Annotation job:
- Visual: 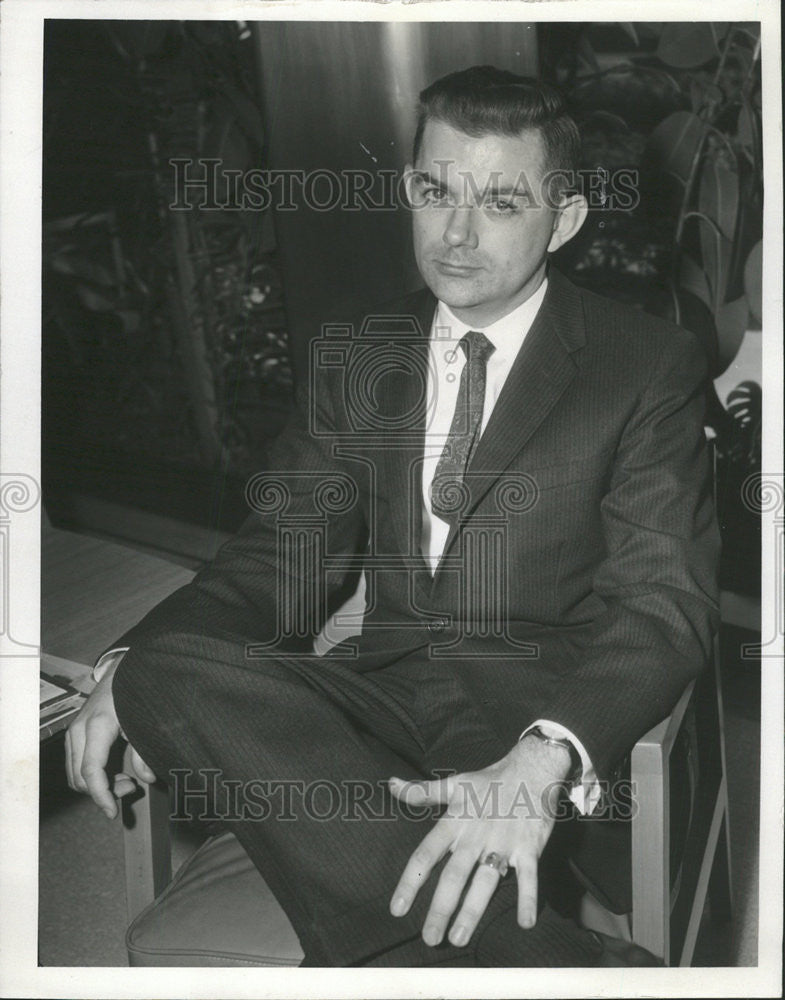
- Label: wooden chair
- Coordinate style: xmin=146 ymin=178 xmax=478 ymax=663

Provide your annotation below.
xmin=569 ymin=636 xmax=732 ymax=966
xmin=120 ymin=601 xmax=732 ymax=967
xmin=629 ymin=638 xmax=732 ymax=964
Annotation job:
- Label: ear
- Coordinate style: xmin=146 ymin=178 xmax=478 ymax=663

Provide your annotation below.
xmin=547 ymin=194 xmax=588 ymax=253
xmin=402 ymin=163 xmax=416 ymax=208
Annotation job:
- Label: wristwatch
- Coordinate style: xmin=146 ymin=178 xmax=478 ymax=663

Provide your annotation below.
xmin=524 ymin=726 xmax=583 ymax=787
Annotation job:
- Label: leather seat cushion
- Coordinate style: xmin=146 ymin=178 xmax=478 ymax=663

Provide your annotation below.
xmin=126 ymin=832 xmax=304 ymax=967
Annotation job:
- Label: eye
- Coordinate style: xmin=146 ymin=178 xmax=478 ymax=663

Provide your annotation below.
xmin=486 ymin=198 xmax=520 ymax=215
xmin=408 ymin=173 xmax=452 ymax=207
xmin=421 ymin=185 xmax=450 ymax=205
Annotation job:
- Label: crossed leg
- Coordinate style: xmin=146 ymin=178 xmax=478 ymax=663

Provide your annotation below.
xmin=112 ymin=632 xmax=601 ymax=967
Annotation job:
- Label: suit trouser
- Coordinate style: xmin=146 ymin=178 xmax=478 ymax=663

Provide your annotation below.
xmin=112 ymin=632 xmax=602 ymax=967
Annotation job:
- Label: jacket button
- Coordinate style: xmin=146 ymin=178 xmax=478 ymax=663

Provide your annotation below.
xmin=428 ymin=618 xmax=448 ymax=634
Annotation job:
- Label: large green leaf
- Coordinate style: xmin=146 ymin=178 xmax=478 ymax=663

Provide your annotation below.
xmin=736 ymin=103 xmax=755 ymax=149
xmin=715 ymin=295 xmax=750 ymax=373
xmin=682 ymin=210 xmax=728 ymax=314
xmin=219 ymin=81 xmax=266 ymax=151
xmin=724 ymin=380 xmax=762 ymax=466
xmin=656 ymin=22 xmax=727 ymax=68
xmin=731 ymin=45 xmax=754 ymax=80
xmin=576 ymin=34 xmax=600 ymax=77
xmin=114 ymin=310 xmax=141 ymax=335
xmin=49 ymin=253 xmax=117 ymax=287
xmin=707 ymin=233 xmax=734 ymax=315
xmin=107 ymin=22 xmax=170 ymax=59
xmin=76 ymin=284 xmax=116 ymax=312
xmin=645 ymin=111 xmax=708 ymax=185
xmin=699 ymin=156 xmax=739 ymax=241
xmin=689 ymin=79 xmax=723 ymax=114
xmin=743 ymin=240 xmax=762 ymax=326
xmin=724 ymin=156 xmax=763 ymax=300
xmin=658 ymin=285 xmax=719 ymax=376
xmin=636 ymin=23 xmax=664 ymax=41
xmin=732 ymin=22 xmax=762 ymax=43
xmin=697 ymin=157 xmax=739 ymax=310
xmin=679 ymin=252 xmax=713 ymax=311
xmin=726 ymin=380 xmax=761 ymax=429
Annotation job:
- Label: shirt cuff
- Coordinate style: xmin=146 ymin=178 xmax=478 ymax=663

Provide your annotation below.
xmin=520 ymin=718 xmax=600 ymax=815
xmin=93 ymin=647 xmax=128 ymax=683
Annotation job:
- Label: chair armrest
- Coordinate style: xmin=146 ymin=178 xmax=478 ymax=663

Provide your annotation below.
xmin=121 ymin=743 xmax=172 ymax=922
xmin=632 ymin=680 xmax=696 ymax=769
xmin=629 ymin=679 xmax=696 ymax=962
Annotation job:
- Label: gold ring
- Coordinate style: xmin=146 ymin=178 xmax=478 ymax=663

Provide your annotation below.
xmin=480 ymin=851 xmax=509 ymax=877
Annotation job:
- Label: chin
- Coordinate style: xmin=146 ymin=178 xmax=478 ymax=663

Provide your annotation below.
xmin=422 ymin=270 xmax=483 ymax=309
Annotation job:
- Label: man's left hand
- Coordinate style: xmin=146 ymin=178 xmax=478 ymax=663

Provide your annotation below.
xmin=388 ymin=736 xmax=572 ymax=948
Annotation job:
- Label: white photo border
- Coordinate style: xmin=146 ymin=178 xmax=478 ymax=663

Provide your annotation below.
xmin=1 ymin=1 xmax=781 ymax=997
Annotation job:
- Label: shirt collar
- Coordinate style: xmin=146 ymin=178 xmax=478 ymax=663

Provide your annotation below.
xmin=433 ymin=277 xmax=548 ymax=363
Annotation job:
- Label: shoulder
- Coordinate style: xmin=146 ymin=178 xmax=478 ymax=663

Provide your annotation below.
xmin=348 ymin=287 xmax=437 ymax=339
xmin=551 ymin=268 xmax=708 ymax=373
xmin=319 ymin=288 xmax=435 ymax=335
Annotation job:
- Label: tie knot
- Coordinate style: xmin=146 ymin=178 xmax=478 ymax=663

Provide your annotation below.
xmin=460 ymin=330 xmax=495 ymax=366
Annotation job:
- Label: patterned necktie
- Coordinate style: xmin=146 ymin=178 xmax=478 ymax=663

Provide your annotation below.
xmin=430 ymin=330 xmax=495 ymax=521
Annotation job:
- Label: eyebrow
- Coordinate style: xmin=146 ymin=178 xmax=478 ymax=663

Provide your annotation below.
xmin=411 ymin=170 xmax=449 ymax=190
xmin=412 ymin=170 xmax=530 ymax=198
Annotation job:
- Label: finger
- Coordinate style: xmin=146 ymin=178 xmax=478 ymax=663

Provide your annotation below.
xmin=448 ymin=857 xmax=501 ymax=947
xmin=390 ymin=824 xmax=452 ymax=918
xmin=64 ymin=727 xmax=74 ymax=789
xmin=389 ymin=773 xmax=455 ymax=807
xmin=81 ymin=718 xmax=117 ymax=819
xmin=66 ymin=721 xmax=87 ymax=793
xmin=113 ymin=773 xmax=137 ymax=799
xmin=130 ymin=748 xmax=157 ymax=784
xmin=422 ymin=847 xmax=477 ymax=946
xmin=515 ymin=852 xmax=539 ymax=929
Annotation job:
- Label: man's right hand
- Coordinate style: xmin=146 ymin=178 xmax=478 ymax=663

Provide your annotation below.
xmin=65 ymin=661 xmax=156 ymax=819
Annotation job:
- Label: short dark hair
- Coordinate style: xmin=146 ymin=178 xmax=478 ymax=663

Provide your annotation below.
xmin=412 ymin=66 xmax=580 ymax=179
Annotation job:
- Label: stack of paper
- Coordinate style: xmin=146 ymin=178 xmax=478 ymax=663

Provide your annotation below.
xmin=40 ymin=672 xmax=84 ymax=737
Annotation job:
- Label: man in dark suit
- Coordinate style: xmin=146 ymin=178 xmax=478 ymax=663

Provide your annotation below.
xmin=66 ymin=67 xmax=719 ymax=967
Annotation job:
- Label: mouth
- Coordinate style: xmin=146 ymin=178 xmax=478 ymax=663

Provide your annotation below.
xmin=433 ymin=260 xmax=481 ymax=276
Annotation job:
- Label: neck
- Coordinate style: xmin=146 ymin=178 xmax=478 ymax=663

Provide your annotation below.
xmin=448 ymin=265 xmax=547 ymax=328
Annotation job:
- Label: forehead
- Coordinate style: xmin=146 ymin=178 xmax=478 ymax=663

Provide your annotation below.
xmin=415 ymin=120 xmax=547 ymax=181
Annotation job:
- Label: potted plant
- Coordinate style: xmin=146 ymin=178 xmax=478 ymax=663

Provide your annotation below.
xmin=543 ymin=21 xmax=763 ymax=594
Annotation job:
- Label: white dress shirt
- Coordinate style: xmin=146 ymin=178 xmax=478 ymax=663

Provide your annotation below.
xmin=420 ymin=281 xmax=548 ymax=573
xmin=420 ymin=279 xmax=599 ymax=814
xmin=97 ymin=276 xmax=599 ymax=813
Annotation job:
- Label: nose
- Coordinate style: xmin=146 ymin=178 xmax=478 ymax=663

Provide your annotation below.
xmin=442 ymin=205 xmax=478 ymax=249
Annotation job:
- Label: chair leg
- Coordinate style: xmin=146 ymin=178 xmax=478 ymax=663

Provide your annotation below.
xmin=708 ymin=801 xmax=733 ymax=924
xmin=709 ymin=639 xmax=733 ymax=926
xmin=121 ymin=744 xmax=172 ymax=923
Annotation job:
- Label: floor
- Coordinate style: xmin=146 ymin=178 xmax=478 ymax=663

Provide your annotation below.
xmin=38 ymin=624 xmax=761 ymax=968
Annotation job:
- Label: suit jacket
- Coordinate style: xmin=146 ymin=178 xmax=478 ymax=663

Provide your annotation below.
xmin=118 ymin=267 xmax=720 ymax=781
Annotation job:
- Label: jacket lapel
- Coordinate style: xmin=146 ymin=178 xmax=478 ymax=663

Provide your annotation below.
xmin=374 ymin=290 xmax=436 ymax=569
xmin=437 ymin=268 xmax=587 ymax=565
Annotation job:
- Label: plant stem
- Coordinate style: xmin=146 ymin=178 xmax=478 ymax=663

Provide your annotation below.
xmin=671 ymin=24 xmax=739 ymax=307
xmin=711 ymin=25 xmax=735 ymax=87
xmin=743 ymin=35 xmax=762 ymax=93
